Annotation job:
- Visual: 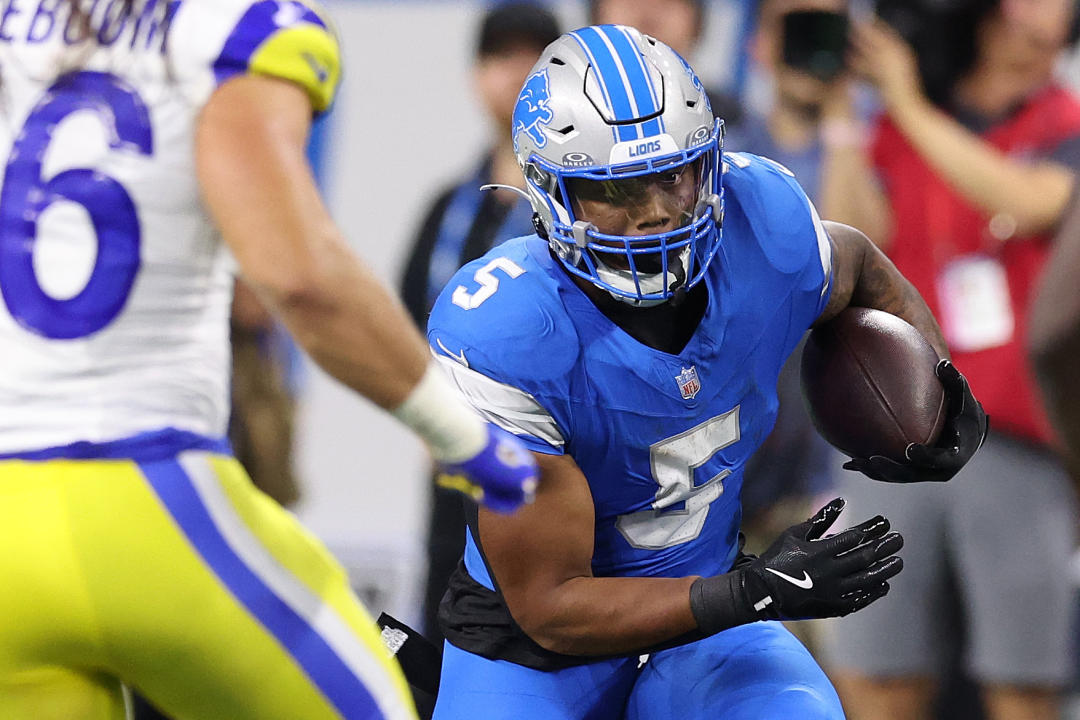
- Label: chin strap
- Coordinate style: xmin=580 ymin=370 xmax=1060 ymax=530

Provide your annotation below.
xmin=593 ymin=246 xmax=691 ymax=307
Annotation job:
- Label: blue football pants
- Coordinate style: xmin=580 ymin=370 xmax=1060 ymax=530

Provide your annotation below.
xmin=433 ymin=621 xmax=843 ymax=719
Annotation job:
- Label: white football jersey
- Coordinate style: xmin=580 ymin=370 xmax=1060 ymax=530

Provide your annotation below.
xmin=0 ymin=0 xmax=340 ymax=453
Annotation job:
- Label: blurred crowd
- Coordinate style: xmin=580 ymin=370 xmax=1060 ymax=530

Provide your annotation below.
xmin=182 ymin=1 xmax=1080 ymax=719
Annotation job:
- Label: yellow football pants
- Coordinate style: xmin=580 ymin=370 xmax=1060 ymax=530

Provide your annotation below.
xmin=0 ymin=450 xmax=417 ymax=720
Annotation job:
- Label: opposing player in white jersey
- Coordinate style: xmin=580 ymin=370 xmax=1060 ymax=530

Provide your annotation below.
xmin=0 ymin=1 xmax=538 ymax=718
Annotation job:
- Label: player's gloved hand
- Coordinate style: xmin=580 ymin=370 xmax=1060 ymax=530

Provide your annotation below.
xmin=843 ymin=360 xmax=989 ymax=484
xmin=690 ymin=498 xmax=903 ymax=634
xmin=434 ymin=423 xmax=538 ymax=513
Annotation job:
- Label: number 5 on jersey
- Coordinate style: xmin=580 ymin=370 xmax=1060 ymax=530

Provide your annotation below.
xmin=617 ymin=408 xmax=741 ymax=550
xmin=452 ymin=257 xmax=525 ymax=310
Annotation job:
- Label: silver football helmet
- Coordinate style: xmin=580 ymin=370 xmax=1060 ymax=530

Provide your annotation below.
xmin=511 ymin=24 xmax=723 ymax=306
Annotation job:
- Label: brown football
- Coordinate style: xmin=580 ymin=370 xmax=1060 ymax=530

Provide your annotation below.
xmin=801 ymin=307 xmax=947 ymax=463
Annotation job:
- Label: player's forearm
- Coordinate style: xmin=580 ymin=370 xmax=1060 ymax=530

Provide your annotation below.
xmin=198 ymin=75 xmax=431 ymax=410
xmin=516 ymin=575 xmax=700 ymax=656
xmin=889 ymin=96 xmax=1074 ymax=235
xmin=854 ymin=242 xmax=948 ymax=359
xmin=823 ymin=223 xmax=949 ymax=359
xmin=207 ymin=148 xmax=431 ymax=409
xmin=264 ymin=246 xmax=430 ymax=410
xmin=242 ymin=220 xmax=491 ymax=463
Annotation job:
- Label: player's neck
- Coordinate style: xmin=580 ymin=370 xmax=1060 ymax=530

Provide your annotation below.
xmin=572 ymin=273 xmax=709 ymax=354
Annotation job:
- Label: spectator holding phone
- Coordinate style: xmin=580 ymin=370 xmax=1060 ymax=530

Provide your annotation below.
xmin=820 ymin=2 xmax=1080 ymax=720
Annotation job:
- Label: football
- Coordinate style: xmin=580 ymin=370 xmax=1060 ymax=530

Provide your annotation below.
xmin=801 ymin=307 xmax=947 ymax=463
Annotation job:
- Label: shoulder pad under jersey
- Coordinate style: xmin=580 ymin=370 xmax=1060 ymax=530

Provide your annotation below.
xmin=427 ymin=236 xmax=581 ymax=387
xmin=722 ymin=150 xmax=829 ymax=277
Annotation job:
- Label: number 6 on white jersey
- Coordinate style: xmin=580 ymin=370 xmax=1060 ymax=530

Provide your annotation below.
xmin=452 ymin=257 xmax=525 ymax=310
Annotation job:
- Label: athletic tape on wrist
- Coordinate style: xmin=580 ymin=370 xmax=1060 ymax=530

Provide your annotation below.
xmin=391 ymin=361 xmax=487 ymax=463
xmin=689 ymin=573 xmax=758 ymax=636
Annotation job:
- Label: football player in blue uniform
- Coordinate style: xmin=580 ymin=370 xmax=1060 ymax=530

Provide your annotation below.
xmin=427 ymin=25 xmax=987 ymax=719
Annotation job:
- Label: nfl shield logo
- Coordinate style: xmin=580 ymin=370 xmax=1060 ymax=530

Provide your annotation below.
xmin=676 ymin=366 xmax=701 ymax=400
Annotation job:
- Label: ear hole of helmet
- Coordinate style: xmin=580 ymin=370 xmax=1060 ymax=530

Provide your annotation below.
xmin=525 ymin=163 xmax=557 ymax=194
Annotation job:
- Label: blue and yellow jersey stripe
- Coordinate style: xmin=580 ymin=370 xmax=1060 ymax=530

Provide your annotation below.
xmin=213 ymin=0 xmax=341 ymax=113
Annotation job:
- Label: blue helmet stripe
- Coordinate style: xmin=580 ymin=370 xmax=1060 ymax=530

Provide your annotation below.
xmin=641 ymin=117 xmax=664 ymax=137
xmin=567 ymin=28 xmax=621 ymax=142
xmin=573 ymin=27 xmax=643 ymax=141
xmin=602 ymin=26 xmax=662 ymax=120
xmin=607 ymin=26 xmax=666 ymax=139
xmin=589 ymin=26 xmax=649 ymax=122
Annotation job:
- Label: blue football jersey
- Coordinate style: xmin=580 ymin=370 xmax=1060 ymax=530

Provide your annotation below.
xmin=428 ymin=152 xmax=832 ymax=584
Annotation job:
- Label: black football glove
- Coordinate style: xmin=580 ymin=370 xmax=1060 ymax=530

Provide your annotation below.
xmin=690 ymin=498 xmax=903 ymax=634
xmin=843 ymin=360 xmax=989 ymax=484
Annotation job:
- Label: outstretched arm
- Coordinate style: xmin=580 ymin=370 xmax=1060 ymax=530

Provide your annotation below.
xmin=196 ymin=74 xmax=536 ymax=511
xmin=815 ymin=221 xmax=949 ymax=359
xmin=198 ymin=75 xmax=430 ymax=410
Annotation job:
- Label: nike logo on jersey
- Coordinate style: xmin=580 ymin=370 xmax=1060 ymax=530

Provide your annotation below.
xmin=303 ymin=52 xmax=330 ymax=84
xmin=765 ymin=568 xmax=814 ymax=589
xmin=436 ymin=338 xmax=469 ymax=368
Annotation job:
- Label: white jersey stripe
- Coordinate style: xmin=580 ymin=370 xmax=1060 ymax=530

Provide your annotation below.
xmin=806 ymin=199 xmax=834 ymax=302
xmin=434 ymin=353 xmax=565 ymax=448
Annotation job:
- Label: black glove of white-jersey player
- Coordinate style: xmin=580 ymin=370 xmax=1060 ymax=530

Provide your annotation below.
xmin=689 ymin=498 xmax=903 ymax=634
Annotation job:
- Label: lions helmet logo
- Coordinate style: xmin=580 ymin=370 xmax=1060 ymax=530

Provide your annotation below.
xmin=514 ymin=69 xmax=554 ymax=151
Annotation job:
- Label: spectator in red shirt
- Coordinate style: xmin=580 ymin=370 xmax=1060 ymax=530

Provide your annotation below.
xmin=820 ymin=2 xmax=1080 ymax=719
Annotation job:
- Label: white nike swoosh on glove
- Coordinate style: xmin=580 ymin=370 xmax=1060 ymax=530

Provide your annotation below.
xmin=765 ymin=567 xmax=814 ymax=589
